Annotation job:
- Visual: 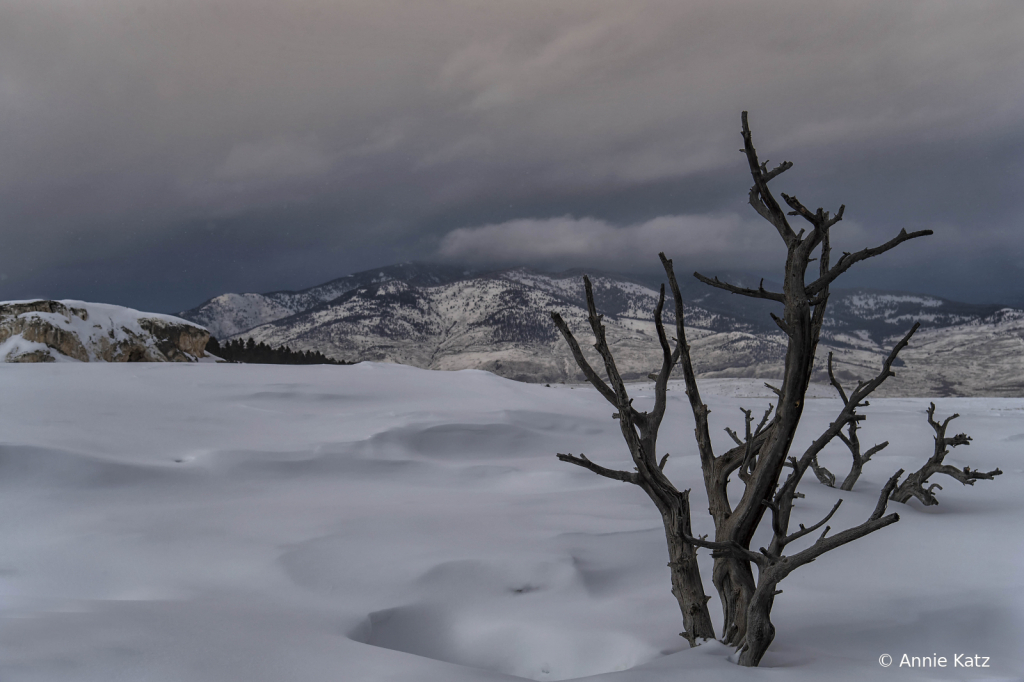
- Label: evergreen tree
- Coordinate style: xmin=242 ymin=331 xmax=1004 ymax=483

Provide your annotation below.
xmin=204 ymin=336 xmax=352 ymax=365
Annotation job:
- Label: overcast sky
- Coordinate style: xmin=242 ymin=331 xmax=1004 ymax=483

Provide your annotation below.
xmin=1 ymin=0 xmax=1022 ymax=312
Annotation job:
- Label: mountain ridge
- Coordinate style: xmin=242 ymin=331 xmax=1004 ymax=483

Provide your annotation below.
xmin=177 ymin=262 xmax=1024 ymax=396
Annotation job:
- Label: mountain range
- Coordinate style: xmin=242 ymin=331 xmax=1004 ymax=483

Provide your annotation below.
xmin=178 ymin=262 xmax=1024 ymax=397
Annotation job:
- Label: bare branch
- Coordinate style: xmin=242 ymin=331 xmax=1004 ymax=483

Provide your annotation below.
xmin=872 ymin=469 xmax=905 ymax=520
xmin=780 ymin=192 xmax=816 ymax=223
xmin=763 ymin=161 xmax=793 ymax=183
xmin=660 ymin=253 xmax=716 ymax=467
xmin=653 ymin=284 xmax=671 ymax=365
xmin=823 ymin=352 xmax=893 ymax=492
xmin=550 ymin=312 xmax=618 ymax=406
xmin=779 ymin=193 xmax=845 ymax=236
xmin=650 ymin=283 xmax=678 ymax=428
xmin=729 ymin=405 xmax=776 ymax=485
xmin=740 ymin=111 xmax=797 ymax=245
xmin=583 ymin=276 xmax=631 ymax=410
xmin=847 ymin=323 xmax=920 ymax=405
xmin=891 ymin=405 xmax=1003 ymax=505
xmin=781 ymin=499 xmax=843 ymax=548
xmin=681 ymin=531 xmax=767 ymax=567
xmin=861 ymin=441 xmax=888 ymax=463
xmin=692 ymin=272 xmax=785 ymax=302
xmin=777 ymin=325 xmax=916 ymax=514
xmin=741 ymin=408 xmax=753 ymax=436
xmin=761 ymin=498 xmax=784 ymax=538
xmin=782 ymin=476 xmax=901 ymax=573
xmin=826 ymin=352 xmax=849 ymax=405
xmin=769 ymin=312 xmax=789 ymax=335
xmin=809 ymin=455 xmax=836 ymax=488
xmin=552 ymin=266 xmax=717 ymax=643
xmin=806 ymin=228 xmax=934 ymax=296
xmin=754 ymin=404 xmax=774 ymax=437
xmin=557 ymin=452 xmax=638 ymax=484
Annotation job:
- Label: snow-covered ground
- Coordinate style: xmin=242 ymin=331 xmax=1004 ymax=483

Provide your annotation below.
xmin=0 ymin=363 xmax=1021 ymax=681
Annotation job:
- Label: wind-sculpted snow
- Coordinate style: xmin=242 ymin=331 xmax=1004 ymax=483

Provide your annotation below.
xmin=0 ymin=363 xmax=1020 ymax=681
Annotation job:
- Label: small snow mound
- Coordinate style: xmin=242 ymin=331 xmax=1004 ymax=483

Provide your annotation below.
xmin=347 ymin=557 xmax=660 ymax=680
xmin=352 ymin=603 xmax=655 ymax=681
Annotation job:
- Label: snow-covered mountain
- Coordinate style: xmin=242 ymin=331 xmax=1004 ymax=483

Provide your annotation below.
xmin=178 ymin=263 xmax=1024 ymax=396
xmin=182 ymin=263 xmax=471 ymax=338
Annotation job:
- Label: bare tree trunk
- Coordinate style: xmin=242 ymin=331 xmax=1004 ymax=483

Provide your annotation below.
xmin=685 ymin=470 xmax=904 ymax=667
xmin=678 ymin=112 xmax=929 ymax=665
xmin=551 ymin=278 xmax=716 ymax=644
xmin=657 ymin=490 xmax=715 ymax=645
xmin=736 ymin=580 xmax=778 ymax=667
xmin=550 ymin=111 xmax=938 ymax=666
xmin=712 ymin=557 xmax=756 ymax=646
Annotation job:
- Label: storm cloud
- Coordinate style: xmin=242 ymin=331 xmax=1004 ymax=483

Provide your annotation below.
xmin=1 ymin=1 xmax=1022 ymax=311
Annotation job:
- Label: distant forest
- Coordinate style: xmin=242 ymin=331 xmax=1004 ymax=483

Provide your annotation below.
xmin=205 ymin=337 xmax=351 ymax=365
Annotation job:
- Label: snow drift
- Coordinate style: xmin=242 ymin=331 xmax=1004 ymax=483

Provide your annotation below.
xmin=0 ymin=363 xmax=1020 ymax=681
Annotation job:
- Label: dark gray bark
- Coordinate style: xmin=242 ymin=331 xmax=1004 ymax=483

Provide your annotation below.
xmin=676 ymin=112 xmax=928 ymax=665
xmin=551 ymin=278 xmax=716 ymax=644
xmin=683 ymin=469 xmax=904 ymax=666
xmin=890 ymin=403 xmax=1003 ymax=505
xmin=549 ymin=111 xmax=934 ymax=666
xmin=810 ymin=353 xmax=892 ymax=491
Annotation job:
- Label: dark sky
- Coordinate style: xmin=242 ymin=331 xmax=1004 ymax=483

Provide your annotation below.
xmin=1 ymin=1 xmax=1022 ymax=313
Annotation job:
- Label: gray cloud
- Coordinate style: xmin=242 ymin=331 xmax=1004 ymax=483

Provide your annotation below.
xmin=437 ymin=213 xmax=789 ymax=271
xmin=0 ymin=1 xmax=1022 ymax=311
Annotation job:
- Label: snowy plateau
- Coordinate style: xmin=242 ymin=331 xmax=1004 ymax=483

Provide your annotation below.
xmin=179 ymin=262 xmax=1024 ymax=397
xmin=0 ymin=300 xmax=210 ymax=363
xmin=0 ymin=363 xmax=1021 ymax=681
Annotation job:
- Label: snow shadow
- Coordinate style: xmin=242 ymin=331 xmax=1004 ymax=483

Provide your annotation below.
xmin=348 ymin=558 xmax=659 ymax=681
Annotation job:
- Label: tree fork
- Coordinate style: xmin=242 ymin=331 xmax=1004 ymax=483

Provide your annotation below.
xmin=689 ymin=112 xmax=929 ymax=662
xmin=548 ymin=112 xmax=935 ymax=666
xmin=550 ymin=275 xmax=716 ymax=643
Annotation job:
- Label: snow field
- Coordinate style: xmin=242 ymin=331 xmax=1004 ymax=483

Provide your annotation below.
xmin=0 ymin=363 xmax=1021 ymax=681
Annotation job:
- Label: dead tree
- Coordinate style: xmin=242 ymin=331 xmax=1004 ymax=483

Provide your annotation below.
xmin=550 ymin=278 xmax=717 ymax=645
xmin=550 ymin=111 xmax=933 ymax=666
xmin=683 ymin=468 xmax=903 ymax=666
xmin=889 ymin=403 xmax=1002 ymax=505
xmin=673 ymin=112 xmax=930 ymax=665
xmin=808 ymin=353 xmax=890 ymax=491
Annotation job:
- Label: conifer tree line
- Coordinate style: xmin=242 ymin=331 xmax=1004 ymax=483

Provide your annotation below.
xmin=205 ymin=336 xmax=351 ymax=365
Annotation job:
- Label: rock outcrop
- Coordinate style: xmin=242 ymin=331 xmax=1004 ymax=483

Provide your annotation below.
xmin=0 ymin=300 xmax=210 ymax=363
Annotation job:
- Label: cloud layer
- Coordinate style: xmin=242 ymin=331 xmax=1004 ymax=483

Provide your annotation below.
xmin=0 ymin=1 xmax=1021 ymax=310
xmin=437 ymin=213 xmax=788 ymax=272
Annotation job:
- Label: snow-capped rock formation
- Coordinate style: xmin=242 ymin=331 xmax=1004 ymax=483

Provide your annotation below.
xmin=178 ymin=263 xmax=1024 ymax=396
xmin=0 ymin=300 xmax=210 ymax=363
